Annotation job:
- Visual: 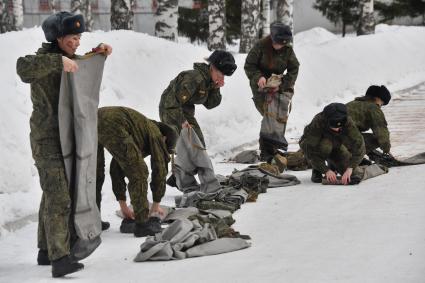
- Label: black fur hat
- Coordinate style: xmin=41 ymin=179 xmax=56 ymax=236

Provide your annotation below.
xmin=42 ymin=11 xmax=85 ymax=42
xmin=323 ymin=103 xmax=347 ymax=128
xmin=365 ymin=85 xmax=391 ymax=105
xmin=270 ymin=22 xmax=292 ymax=44
xmin=207 ymin=50 xmax=237 ymax=76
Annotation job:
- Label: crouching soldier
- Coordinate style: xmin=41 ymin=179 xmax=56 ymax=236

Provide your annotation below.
xmin=346 ymin=85 xmax=392 ymax=161
xmin=16 ymin=11 xmax=112 ymax=277
xmin=300 ymin=103 xmax=366 ymax=185
xmin=159 ymin=50 xmax=237 ymax=148
xmin=96 ymin=107 xmax=177 ymax=237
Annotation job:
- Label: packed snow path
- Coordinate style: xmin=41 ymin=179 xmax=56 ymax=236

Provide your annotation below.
xmin=384 ymin=82 xmax=425 ymax=157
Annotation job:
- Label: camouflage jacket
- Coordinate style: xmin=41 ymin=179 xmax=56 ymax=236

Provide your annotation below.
xmin=244 ymin=36 xmax=299 ymax=95
xmin=346 ymin=97 xmax=391 ymax=153
xmin=16 ymin=42 xmax=72 ymax=141
xmin=98 ymin=107 xmax=170 ymax=202
xmin=300 ymin=113 xmax=365 ymax=173
xmin=158 ymin=63 xmax=222 ymax=125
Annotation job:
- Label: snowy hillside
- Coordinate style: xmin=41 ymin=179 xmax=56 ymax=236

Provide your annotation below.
xmin=0 ymin=25 xmax=425 ymax=283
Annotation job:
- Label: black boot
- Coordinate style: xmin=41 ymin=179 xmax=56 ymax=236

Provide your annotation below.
xmin=311 ymin=169 xmax=323 ymax=183
xmin=349 ymin=175 xmax=362 ymax=185
xmin=37 ymin=249 xmax=51 ymax=266
xmin=120 ymin=218 xmax=135 ymax=234
xmin=101 ymin=221 xmax=110 ymax=231
xmin=359 ymin=158 xmax=372 ymax=166
xmin=166 ymin=174 xmax=177 ymax=188
xmin=134 ymin=217 xmax=162 ymax=237
xmin=51 ymin=255 xmax=84 ymax=278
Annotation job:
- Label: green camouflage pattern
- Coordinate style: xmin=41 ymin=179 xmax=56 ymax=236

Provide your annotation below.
xmin=159 ymin=63 xmax=222 ymax=147
xmin=299 ymin=113 xmax=366 ymax=174
xmin=244 ymin=37 xmax=300 ymax=115
xmin=346 ymin=96 xmax=391 ymax=153
xmin=96 ymin=107 xmax=170 ymax=224
xmin=17 ymin=42 xmax=74 ymax=261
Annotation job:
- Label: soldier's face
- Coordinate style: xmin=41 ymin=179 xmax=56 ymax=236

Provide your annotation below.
xmin=210 ymin=66 xmax=225 ymax=88
xmin=272 ymin=42 xmax=285 ymax=50
xmin=58 ymin=34 xmax=81 ymax=56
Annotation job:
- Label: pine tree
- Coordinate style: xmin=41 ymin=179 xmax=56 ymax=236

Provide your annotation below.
xmin=208 ymin=0 xmax=226 ymax=50
xmin=178 ymin=2 xmax=208 ymax=43
xmin=110 ymin=0 xmax=134 ymax=30
xmin=313 ymin=0 xmax=361 ymax=37
xmin=240 ymin=0 xmax=261 ymax=53
xmin=276 ymin=0 xmax=294 ymax=34
xmin=375 ymin=0 xmax=425 ymax=25
xmin=357 ymin=0 xmax=375 ymax=35
xmin=155 ymin=0 xmax=179 ymax=42
xmin=71 ymin=0 xmax=93 ymax=31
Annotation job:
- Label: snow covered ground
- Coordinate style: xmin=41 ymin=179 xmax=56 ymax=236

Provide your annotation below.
xmin=0 ymin=24 xmax=425 ymax=282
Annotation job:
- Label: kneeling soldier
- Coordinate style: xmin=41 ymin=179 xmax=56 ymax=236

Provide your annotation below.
xmin=96 ymin=107 xmax=177 ymax=237
xmin=346 ymin=85 xmax=392 ymax=158
xmin=300 ymin=103 xmax=365 ymax=185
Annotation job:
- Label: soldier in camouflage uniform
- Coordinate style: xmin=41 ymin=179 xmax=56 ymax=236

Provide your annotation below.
xmin=300 ymin=103 xmax=365 ymax=185
xmin=346 ymin=85 xmax=392 ymax=156
xmin=96 ymin=107 xmax=177 ymax=237
xmin=244 ymin=22 xmax=300 ymax=161
xmin=159 ymin=50 xmax=237 ymax=147
xmin=16 ymin=12 xmax=112 ymax=278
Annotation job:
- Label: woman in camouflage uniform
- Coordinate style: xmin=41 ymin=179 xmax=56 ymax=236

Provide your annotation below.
xmin=16 ymin=12 xmax=112 ymax=278
xmin=244 ymin=22 xmax=300 ymax=162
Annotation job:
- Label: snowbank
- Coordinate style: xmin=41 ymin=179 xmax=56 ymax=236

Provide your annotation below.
xmin=1 ymin=25 xmax=425 ymax=228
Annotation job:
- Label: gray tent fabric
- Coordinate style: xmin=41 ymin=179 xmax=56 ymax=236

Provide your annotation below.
xmin=322 ymin=164 xmax=388 ymax=185
xmin=260 ymin=91 xmax=293 ymax=150
xmin=359 ymin=164 xmax=388 ymax=180
xmin=230 ymin=165 xmax=301 ymax=188
xmin=134 ymin=218 xmax=250 ymax=262
xmin=163 ymin=207 xmax=200 ymax=223
xmin=230 ymin=150 xmax=260 ymax=164
xmin=58 ymin=54 xmax=106 ymax=259
xmin=173 ymin=128 xmax=221 ymax=207
xmin=216 ymin=187 xmax=249 ymax=207
xmin=398 ymin=152 xmax=425 ymax=165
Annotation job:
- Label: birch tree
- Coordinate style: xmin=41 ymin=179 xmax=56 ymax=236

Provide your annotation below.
xmin=71 ymin=0 xmax=93 ymax=31
xmin=110 ymin=0 xmax=134 ymax=30
xmin=49 ymin=0 xmax=56 ymax=13
xmin=0 ymin=0 xmax=23 ymax=33
xmin=240 ymin=0 xmax=261 ymax=53
xmin=207 ymin=0 xmax=226 ymax=50
xmin=357 ymin=0 xmax=375 ymax=35
xmin=261 ymin=0 xmax=271 ymax=36
xmin=154 ymin=0 xmax=178 ymax=42
xmin=276 ymin=0 xmax=294 ymax=34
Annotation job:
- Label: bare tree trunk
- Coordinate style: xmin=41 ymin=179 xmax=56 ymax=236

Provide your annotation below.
xmin=71 ymin=0 xmax=93 ymax=31
xmin=0 ymin=0 xmax=23 ymax=33
xmin=357 ymin=0 xmax=375 ymax=35
xmin=276 ymin=0 xmax=293 ymax=34
xmin=49 ymin=0 xmax=56 ymax=13
xmin=12 ymin=0 xmax=23 ymax=30
xmin=208 ymin=0 xmax=226 ymax=50
xmin=261 ymin=0 xmax=271 ymax=36
xmin=154 ymin=0 xmax=178 ymax=42
xmin=110 ymin=0 xmax=134 ymax=30
xmin=239 ymin=0 xmax=261 ymax=53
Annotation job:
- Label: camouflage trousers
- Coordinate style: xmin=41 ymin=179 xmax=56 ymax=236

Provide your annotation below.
xmin=159 ymin=107 xmax=206 ymax=148
xmin=31 ymin=137 xmax=71 ymax=261
xmin=302 ymin=138 xmax=361 ymax=176
xmin=97 ymin=134 xmax=150 ymax=224
xmin=362 ymin=133 xmax=381 ymax=154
